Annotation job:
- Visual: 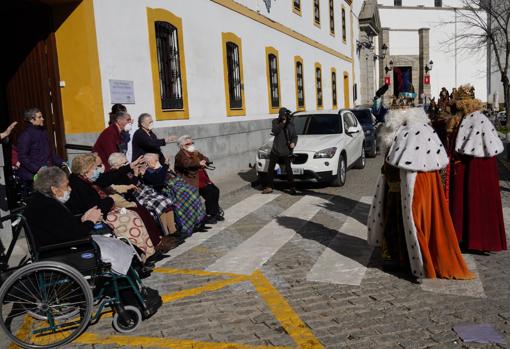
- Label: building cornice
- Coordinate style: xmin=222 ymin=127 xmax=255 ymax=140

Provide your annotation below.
xmin=378 ymin=5 xmax=469 ymax=11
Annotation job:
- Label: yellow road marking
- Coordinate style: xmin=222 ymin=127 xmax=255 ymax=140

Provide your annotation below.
xmin=8 ymin=316 xmax=33 ymax=349
xmin=155 ymin=267 xmax=245 ymax=278
xmin=250 ymin=270 xmax=325 ymax=349
xmin=76 ymin=332 xmax=293 ymax=348
xmin=162 ymin=275 xmax=249 ymax=303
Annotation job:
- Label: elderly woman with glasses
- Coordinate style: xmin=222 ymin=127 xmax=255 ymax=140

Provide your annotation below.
xmin=174 ymin=135 xmax=223 ymax=225
xmin=23 ymin=166 xmax=135 ymax=275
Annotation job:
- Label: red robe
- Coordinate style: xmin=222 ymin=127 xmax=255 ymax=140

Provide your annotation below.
xmin=450 ymin=156 xmax=507 ymax=251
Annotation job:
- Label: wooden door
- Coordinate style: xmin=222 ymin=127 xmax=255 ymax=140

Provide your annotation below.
xmin=1 ymin=2 xmax=66 ymax=158
xmin=343 ymin=73 xmax=350 ymax=108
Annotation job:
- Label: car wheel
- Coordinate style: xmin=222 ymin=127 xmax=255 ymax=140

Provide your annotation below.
xmin=354 ymin=147 xmax=366 ymax=169
xmin=330 ymin=154 xmax=346 ymax=187
xmin=368 ymin=139 xmax=377 ymax=158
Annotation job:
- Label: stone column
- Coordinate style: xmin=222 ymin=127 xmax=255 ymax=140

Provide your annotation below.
xmin=359 ymin=31 xmax=376 ymax=105
xmin=418 ymin=28 xmax=431 ymax=103
xmin=379 ymin=28 xmax=390 ymax=105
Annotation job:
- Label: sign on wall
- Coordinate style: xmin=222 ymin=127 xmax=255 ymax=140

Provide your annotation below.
xmin=109 ymin=79 xmax=135 ymax=104
xmin=424 ymin=75 xmax=430 ymax=85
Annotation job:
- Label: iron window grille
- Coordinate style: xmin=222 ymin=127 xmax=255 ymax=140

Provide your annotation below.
xmin=341 ymin=8 xmax=346 ymax=42
xmin=394 ymin=0 xmax=402 ymax=6
xmin=296 ymin=62 xmax=305 ymax=108
xmin=294 ymin=0 xmax=301 ymax=12
xmin=155 ymin=21 xmax=184 ymax=110
xmin=434 ymin=0 xmax=442 ymax=7
xmin=226 ymin=41 xmax=243 ymax=109
xmin=329 ymin=0 xmax=335 ymax=34
xmin=268 ymin=54 xmax=280 ymax=108
xmin=332 ymin=71 xmax=337 ymax=106
xmin=316 ymin=67 xmax=323 ymax=107
xmin=314 ymin=0 xmax=320 ymax=25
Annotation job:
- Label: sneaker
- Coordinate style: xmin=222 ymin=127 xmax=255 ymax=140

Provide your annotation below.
xmin=262 ymin=187 xmax=273 ymax=194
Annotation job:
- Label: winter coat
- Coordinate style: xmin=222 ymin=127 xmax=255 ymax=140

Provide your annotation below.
xmin=92 ymin=124 xmax=122 ymax=171
xmin=16 ymin=124 xmax=64 ymax=181
xmin=174 ymin=150 xmax=209 ymax=188
xmin=271 ymin=119 xmax=298 ymax=157
xmin=132 ymin=128 xmax=166 ymax=164
xmin=66 ymin=173 xmax=114 ymax=216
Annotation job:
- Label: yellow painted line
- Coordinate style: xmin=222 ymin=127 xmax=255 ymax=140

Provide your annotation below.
xmin=154 ymin=267 xmax=244 ymax=278
xmin=250 ymin=270 xmax=325 ymax=349
xmin=162 ymin=275 xmax=249 ymax=303
xmin=8 ymin=316 xmax=33 ymax=349
xmin=75 ymin=332 xmax=293 ymax=348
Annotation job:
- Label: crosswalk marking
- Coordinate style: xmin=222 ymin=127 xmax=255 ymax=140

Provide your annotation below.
xmin=207 ymin=195 xmax=328 ymax=275
xmin=162 ymin=193 xmax=280 ymax=263
xmin=306 ymin=196 xmax=373 ymax=286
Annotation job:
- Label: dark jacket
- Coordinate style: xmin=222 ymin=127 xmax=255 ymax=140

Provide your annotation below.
xmin=95 ymin=164 xmax=138 ymax=187
xmin=132 ymin=128 xmax=166 ymax=163
xmin=92 ymin=124 xmax=122 ymax=171
xmin=143 ymin=164 xmax=169 ymax=192
xmin=271 ymin=119 xmax=298 ymax=157
xmin=24 ymin=192 xmax=92 ymax=248
xmin=174 ymin=150 xmax=209 ymax=188
xmin=66 ymin=173 xmax=114 ymax=216
xmin=17 ymin=124 xmax=64 ymax=181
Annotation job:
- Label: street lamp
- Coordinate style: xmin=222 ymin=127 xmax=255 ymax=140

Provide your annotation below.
xmin=384 ymin=60 xmax=394 ymax=75
xmin=425 ymin=60 xmax=434 ymax=74
xmin=373 ymin=43 xmax=388 ymax=61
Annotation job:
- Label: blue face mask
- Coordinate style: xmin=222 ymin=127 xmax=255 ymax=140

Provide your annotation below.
xmin=89 ymin=168 xmax=101 ymax=182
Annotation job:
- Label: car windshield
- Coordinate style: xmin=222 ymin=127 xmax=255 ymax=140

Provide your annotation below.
xmin=351 ymin=109 xmax=373 ymax=124
xmin=293 ymin=114 xmax=342 ymax=135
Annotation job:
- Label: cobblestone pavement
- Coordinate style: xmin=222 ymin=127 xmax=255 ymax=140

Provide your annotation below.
xmin=12 ymin=154 xmax=510 ymax=349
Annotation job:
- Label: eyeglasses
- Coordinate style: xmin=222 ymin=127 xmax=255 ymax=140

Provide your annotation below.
xmin=184 ymin=142 xmax=194 ymax=146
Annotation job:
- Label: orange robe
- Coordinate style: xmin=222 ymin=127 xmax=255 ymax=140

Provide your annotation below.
xmin=412 ymin=171 xmax=474 ymax=279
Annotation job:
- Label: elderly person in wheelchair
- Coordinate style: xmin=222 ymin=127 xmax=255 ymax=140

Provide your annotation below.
xmin=0 ymin=166 xmax=162 ymax=349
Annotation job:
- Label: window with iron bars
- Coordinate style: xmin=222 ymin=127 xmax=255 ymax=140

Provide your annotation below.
xmin=434 ymin=0 xmax=442 ymax=7
xmin=268 ymin=54 xmax=280 ymax=108
xmin=316 ymin=67 xmax=323 ymax=108
xmin=329 ymin=0 xmax=335 ymax=34
xmin=296 ymin=61 xmax=305 ymax=108
xmin=394 ymin=0 xmax=402 ymax=6
xmin=294 ymin=0 xmax=301 ymax=12
xmin=226 ymin=42 xmax=243 ymax=109
xmin=332 ymin=71 xmax=337 ymax=106
xmin=314 ymin=0 xmax=320 ymax=25
xmin=155 ymin=21 xmax=183 ymax=110
xmin=341 ymin=7 xmax=346 ymax=42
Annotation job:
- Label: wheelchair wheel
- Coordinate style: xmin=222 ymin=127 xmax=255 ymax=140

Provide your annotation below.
xmin=0 ymin=261 xmax=93 ymax=349
xmin=112 ymin=305 xmax=142 ymax=333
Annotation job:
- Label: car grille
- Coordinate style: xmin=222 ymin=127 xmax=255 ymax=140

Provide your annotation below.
xmin=292 ymin=153 xmax=308 ymax=164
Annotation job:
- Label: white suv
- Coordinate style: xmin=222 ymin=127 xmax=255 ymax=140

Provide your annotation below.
xmin=255 ymin=109 xmax=365 ymax=187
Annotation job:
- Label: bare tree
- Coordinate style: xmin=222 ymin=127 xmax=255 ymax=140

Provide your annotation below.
xmin=442 ymin=0 xmax=509 ymax=125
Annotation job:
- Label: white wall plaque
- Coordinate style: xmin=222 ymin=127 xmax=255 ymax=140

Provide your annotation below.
xmin=109 ymin=79 xmax=135 ymax=104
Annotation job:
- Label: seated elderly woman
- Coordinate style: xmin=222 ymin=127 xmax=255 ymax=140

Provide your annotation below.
xmin=107 ymin=152 xmax=180 ymax=242
xmin=174 ymin=135 xmax=223 ymax=224
xmin=143 ymin=153 xmax=206 ymax=237
xmin=66 ymin=153 xmax=157 ymax=262
xmin=23 ymin=167 xmax=135 ymax=275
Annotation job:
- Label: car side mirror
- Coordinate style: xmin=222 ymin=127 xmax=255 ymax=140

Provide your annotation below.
xmin=347 ymin=127 xmax=359 ymax=134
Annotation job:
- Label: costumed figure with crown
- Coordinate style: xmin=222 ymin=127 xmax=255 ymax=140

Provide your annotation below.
xmin=448 ymin=85 xmax=507 ymax=252
xmin=368 ymin=106 xmax=474 ymax=280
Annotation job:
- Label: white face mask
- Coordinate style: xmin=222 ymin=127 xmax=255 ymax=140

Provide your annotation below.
xmin=124 ymin=123 xmax=132 ymax=132
xmin=185 ymin=145 xmax=196 ymax=153
xmin=144 ymin=123 xmax=153 ymax=131
xmin=154 ymin=161 xmax=162 ymax=169
xmin=57 ymin=189 xmax=71 ymax=203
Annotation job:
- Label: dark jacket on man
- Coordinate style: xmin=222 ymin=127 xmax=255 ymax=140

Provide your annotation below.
xmin=24 ymin=192 xmax=92 ymax=248
xmin=66 ymin=173 xmax=114 ymax=216
xmin=271 ymin=119 xmax=298 ymax=157
xmin=17 ymin=124 xmax=64 ymax=181
xmin=132 ymin=129 xmax=166 ymax=163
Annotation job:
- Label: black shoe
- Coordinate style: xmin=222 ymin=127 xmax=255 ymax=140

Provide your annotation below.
xmin=215 ymin=214 xmax=225 ymax=221
xmin=145 ymin=251 xmax=167 ymax=266
xmin=204 ymin=215 xmax=218 ymax=224
xmin=289 ymin=188 xmax=298 ymax=195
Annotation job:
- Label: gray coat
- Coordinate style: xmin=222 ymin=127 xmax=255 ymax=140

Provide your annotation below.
xmin=271 ymin=118 xmax=298 ymax=157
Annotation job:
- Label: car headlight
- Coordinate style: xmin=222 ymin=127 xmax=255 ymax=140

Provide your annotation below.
xmin=314 ymin=147 xmax=337 ymax=159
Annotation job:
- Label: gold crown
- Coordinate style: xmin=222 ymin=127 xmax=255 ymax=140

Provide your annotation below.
xmin=452 ymin=84 xmax=475 ymax=100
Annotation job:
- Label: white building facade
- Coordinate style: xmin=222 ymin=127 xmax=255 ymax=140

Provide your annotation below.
xmin=376 ymin=0 xmax=487 ymax=104
xmin=63 ymin=0 xmax=362 ymax=178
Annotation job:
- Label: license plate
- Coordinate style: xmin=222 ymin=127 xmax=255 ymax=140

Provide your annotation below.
xmin=277 ymin=167 xmax=303 ymax=175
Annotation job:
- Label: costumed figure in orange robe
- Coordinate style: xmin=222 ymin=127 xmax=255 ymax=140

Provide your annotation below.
xmin=368 ymin=107 xmax=474 ymax=280
xmin=449 ymin=85 xmax=507 ymax=252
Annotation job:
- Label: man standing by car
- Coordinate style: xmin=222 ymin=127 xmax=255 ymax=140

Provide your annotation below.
xmin=262 ymin=107 xmax=298 ymax=195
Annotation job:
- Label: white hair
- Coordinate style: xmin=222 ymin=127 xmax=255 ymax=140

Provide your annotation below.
xmin=177 ymin=135 xmax=192 ymax=146
xmin=378 ymin=107 xmax=430 ymax=152
xmin=108 ymin=152 xmax=128 ymax=167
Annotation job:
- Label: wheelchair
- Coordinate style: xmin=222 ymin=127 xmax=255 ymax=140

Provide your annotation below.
xmin=0 ymin=209 xmax=159 ymax=349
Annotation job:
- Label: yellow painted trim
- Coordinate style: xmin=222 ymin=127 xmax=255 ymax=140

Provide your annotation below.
xmin=343 ymin=71 xmax=350 ymax=108
xmin=294 ymin=56 xmax=306 ymax=111
xmin=313 ymin=0 xmax=321 ymax=27
xmin=155 ymin=267 xmax=243 ymax=278
xmin=265 ymin=47 xmax=281 ymax=114
xmin=329 ymin=0 xmax=335 ymax=36
xmin=331 ymin=67 xmax=338 ymax=108
xmin=222 ymin=32 xmax=246 ymax=117
xmin=341 ymin=5 xmax=347 ymax=44
xmin=147 ymin=8 xmax=190 ymax=120
xmin=76 ymin=333 xmax=293 ymax=349
xmin=315 ymin=63 xmax=323 ymax=110
xmin=210 ymin=0 xmax=352 ymax=63
xmin=350 ymin=6 xmax=356 ymax=99
xmin=162 ymin=276 xmax=249 ymax=303
xmin=292 ymin=0 xmax=302 ymax=16
xmin=53 ymin=0 xmax=104 ymax=134
xmin=251 ymin=270 xmax=326 ymax=349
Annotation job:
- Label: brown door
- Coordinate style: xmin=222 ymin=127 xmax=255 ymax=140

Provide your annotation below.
xmin=1 ymin=1 xmax=66 ymax=159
